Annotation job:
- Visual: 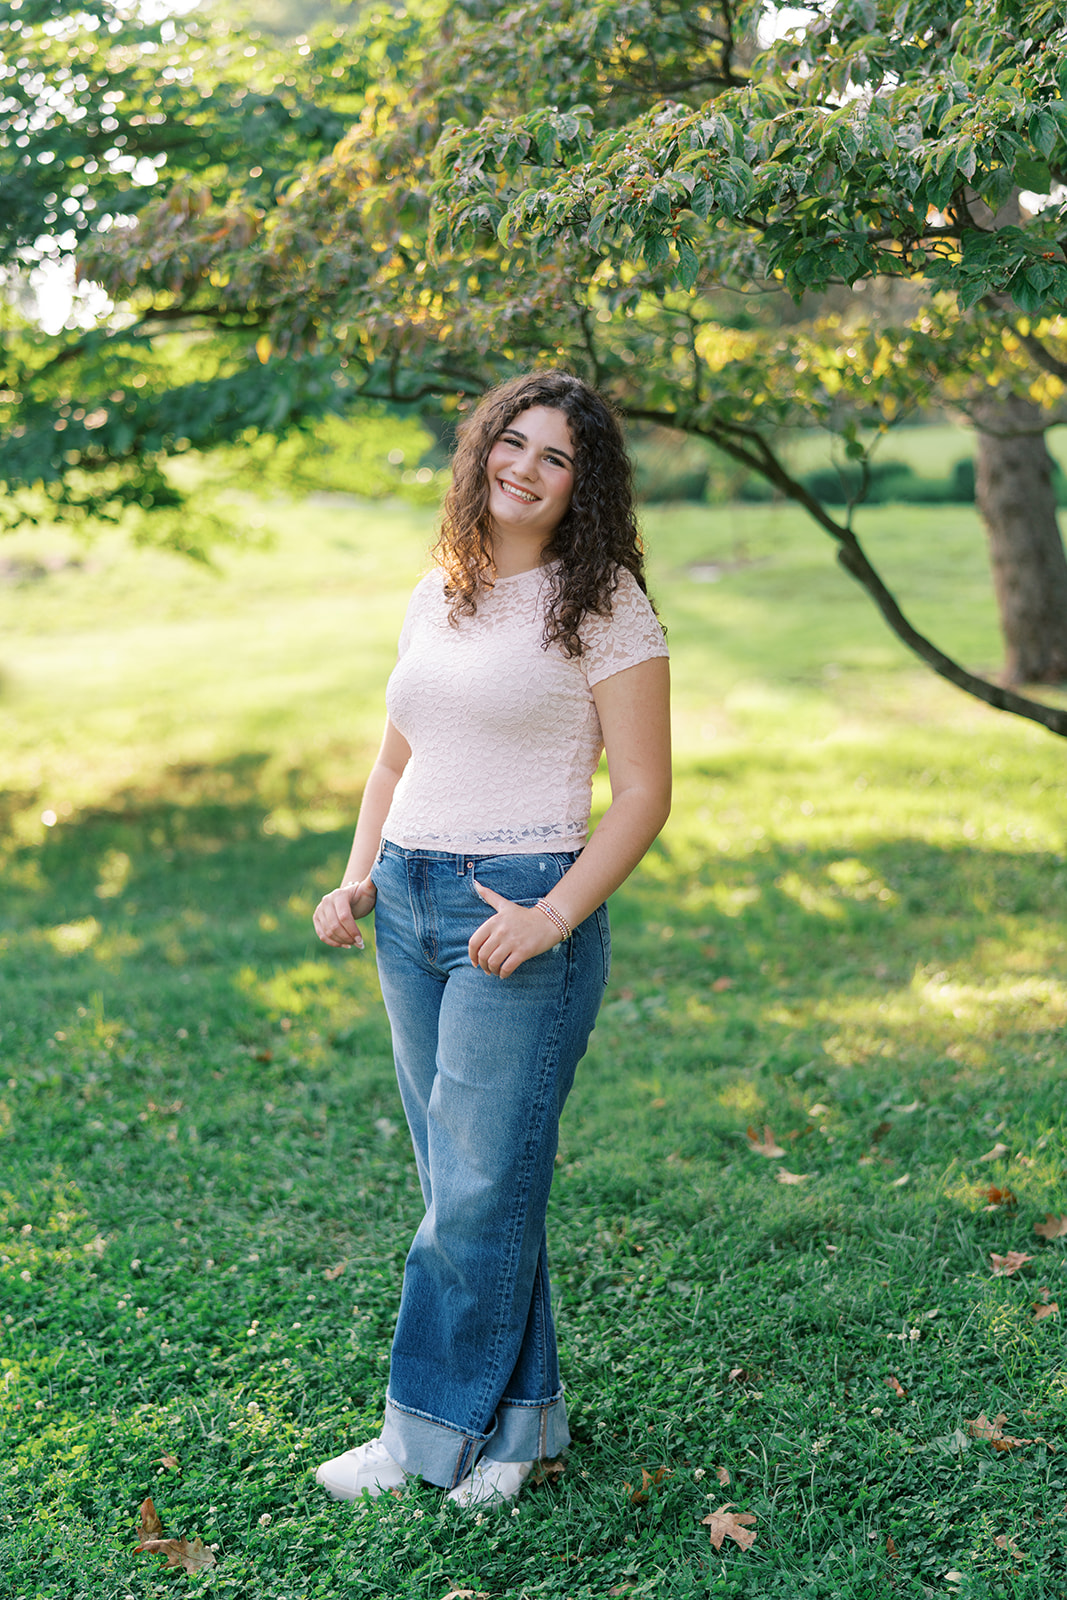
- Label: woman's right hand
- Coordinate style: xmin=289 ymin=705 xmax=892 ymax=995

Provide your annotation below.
xmin=313 ymin=878 xmax=376 ymax=949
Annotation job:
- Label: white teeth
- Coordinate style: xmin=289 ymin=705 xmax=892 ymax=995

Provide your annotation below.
xmin=499 ymin=479 xmax=537 ymax=503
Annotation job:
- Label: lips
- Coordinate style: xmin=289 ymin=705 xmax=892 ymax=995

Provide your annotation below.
xmin=497 ymin=477 xmax=539 ymax=504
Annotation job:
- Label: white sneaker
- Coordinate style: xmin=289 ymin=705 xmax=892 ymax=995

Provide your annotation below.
xmin=446 ymin=1456 xmax=533 ymax=1508
xmin=314 ymin=1438 xmax=408 ymax=1500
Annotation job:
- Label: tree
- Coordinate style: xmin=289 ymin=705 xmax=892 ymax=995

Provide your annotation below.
xmin=0 ymin=0 xmax=402 ymax=549
xmin=972 ymin=392 xmax=1067 ymax=684
xmin=4 ymin=0 xmax=1067 ymax=732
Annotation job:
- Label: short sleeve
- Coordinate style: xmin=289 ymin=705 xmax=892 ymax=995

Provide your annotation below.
xmin=396 ymin=571 xmax=441 ymax=657
xmin=579 ymin=569 xmax=669 ymax=688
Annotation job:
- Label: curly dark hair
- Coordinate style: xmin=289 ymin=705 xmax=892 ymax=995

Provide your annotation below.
xmin=433 ymin=369 xmax=655 ymax=658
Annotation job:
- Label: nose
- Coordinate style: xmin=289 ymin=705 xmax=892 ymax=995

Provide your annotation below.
xmin=511 ymin=446 xmax=538 ymax=481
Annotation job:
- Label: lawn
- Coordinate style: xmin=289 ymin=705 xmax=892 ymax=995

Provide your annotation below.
xmin=1 ymin=485 xmax=1065 ymax=1600
xmin=777 ymin=419 xmax=1067 ymax=481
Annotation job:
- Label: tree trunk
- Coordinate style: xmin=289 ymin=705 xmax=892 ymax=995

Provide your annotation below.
xmin=972 ymin=394 xmax=1067 ymax=685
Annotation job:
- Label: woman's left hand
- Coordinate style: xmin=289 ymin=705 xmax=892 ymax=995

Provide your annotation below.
xmin=469 ymin=882 xmax=563 ymax=977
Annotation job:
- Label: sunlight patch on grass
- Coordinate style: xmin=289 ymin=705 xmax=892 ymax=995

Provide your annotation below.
xmin=802 ymin=967 xmax=1066 ymax=1066
xmin=914 ymin=972 xmax=1067 ymax=1030
xmin=94 ymin=929 xmax=143 ymax=964
xmin=236 ymin=958 xmax=375 ymax=1021
xmin=826 ymin=857 xmax=897 ymax=902
xmin=93 ymin=847 xmax=131 ymax=898
xmin=43 ymin=917 xmax=102 ymax=955
xmin=776 ymin=869 xmax=847 ymax=921
xmin=716 ymin=1079 xmax=766 ymax=1118
xmin=701 ymin=880 xmax=762 ymax=917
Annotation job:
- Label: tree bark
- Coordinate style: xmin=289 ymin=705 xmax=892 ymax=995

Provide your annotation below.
xmin=972 ymin=394 xmax=1067 ymax=685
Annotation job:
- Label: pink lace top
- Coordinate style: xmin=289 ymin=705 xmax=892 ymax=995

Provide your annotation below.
xmin=382 ymin=563 xmax=668 ymax=854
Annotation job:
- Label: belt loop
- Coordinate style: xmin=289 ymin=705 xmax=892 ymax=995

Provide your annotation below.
xmin=455 ymin=854 xmax=465 ymax=876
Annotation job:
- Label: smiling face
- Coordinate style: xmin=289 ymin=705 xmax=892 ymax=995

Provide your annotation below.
xmin=485 ymin=405 xmax=575 ymax=560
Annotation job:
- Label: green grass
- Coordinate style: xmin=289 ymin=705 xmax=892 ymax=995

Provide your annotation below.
xmin=778 ymin=420 xmax=1067 ymax=479
xmin=1 ymin=487 xmax=1066 ymax=1600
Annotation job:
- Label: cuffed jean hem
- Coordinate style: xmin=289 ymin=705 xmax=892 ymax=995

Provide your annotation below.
xmin=492 ymin=1393 xmax=570 ymax=1464
xmin=381 ymin=1392 xmax=569 ymax=1488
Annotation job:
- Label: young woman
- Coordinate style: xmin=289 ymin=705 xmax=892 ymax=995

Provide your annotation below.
xmin=311 ymin=369 xmax=670 ymax=1508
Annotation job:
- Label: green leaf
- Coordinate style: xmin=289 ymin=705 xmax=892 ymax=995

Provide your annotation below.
xmin=642 ymin=231 xmax=669 ymax=269
xmin=977 ymin=164 xmax=1014 ymax=212
xmin=1014 ymin=156 xmax=1053 ymax=191
xmin=1030 ymin=108 xmax=1057 ymax=158
xmin=675 ymin=236 xmax=700 ymax=291
xmin=689 ymin=181 xmax=714 ymax=220
xmin=537 ymin=126 xmax=558 ymax=165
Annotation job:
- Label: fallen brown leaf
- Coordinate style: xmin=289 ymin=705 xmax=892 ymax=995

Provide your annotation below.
xmin=136 ymin=1536 xmax=216 ymax=1574
xmin=711 ymin=976 xmax=735 ymax=991
xmin=716 ymin=1465 xmax=731 ymax=1486
xmin=745 ymin=1125 xmax=785 ymax=1158
xmin=994 ymin=1532 xmax=1026 ymax=1560
xmin=440 ymin=1590 xmax=482 ymax=1600
xmin=982 ymin=1186 xmax=1017 ymax=1209
xmin=323 ymin=1262 xmax=346 ymax=1281
xmin=530 ymin=1458 xmax=565 ymax=1487
xmin=886 ymin=1375 xmax=906 ymax=1398
xmin=137 ymin=1498 xmax=163 ymax=1541
xmin=625 ymin=1466 xmax=672 ymax=1504
xmin=980 ymin=1142 xmax=1010 ymax=1162
xmin=1033 ymin=1213 xmax=1067 ymax=1240
xmin=158 ymin=1455 xmax=180 ymax=1472
xmin=702 ymin=1504 xmax=757 ymax=1553
xmin=886 ymin=1534 xmax=899 ymax=1558
xmin=1033 ymin=1300 xmax=1059 ymax=1322
xmin=990 ymin=1251 xmax=1033 ymax=1276
xmin=776 ymin=1168 xmax=811 ymax=1184
xmin=965 ymin=1412 xmax=1033 ymax=1451
xmin=870 ymin=1121 xmax=893 ymax=1145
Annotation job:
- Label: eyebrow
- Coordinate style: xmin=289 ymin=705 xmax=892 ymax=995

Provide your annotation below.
xmin=500 ymin=427 xmax=574 ymax=466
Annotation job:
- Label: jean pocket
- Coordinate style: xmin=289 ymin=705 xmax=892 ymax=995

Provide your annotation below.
xmin=369 ymin=840 xmax=388 ymax=893
xmin=469 ymin=854 xmax=563 ymax=906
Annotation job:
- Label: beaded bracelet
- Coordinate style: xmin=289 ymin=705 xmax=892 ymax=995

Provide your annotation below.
xmin=536 ymin=898 xmax=572 ymax=942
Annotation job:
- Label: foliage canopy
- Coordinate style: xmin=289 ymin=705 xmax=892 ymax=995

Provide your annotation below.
xmin=3 ymin=0 xmax=1067 ymax=725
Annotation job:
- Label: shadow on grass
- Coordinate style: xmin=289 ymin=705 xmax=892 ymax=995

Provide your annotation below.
xmin=3 ymin=747 xmax=1063 ymax=1254
xmin=3 ymin=747 xmax=1064 ymax=1153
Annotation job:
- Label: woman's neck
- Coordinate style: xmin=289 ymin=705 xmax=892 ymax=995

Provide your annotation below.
xmin=490 ymin=531 xmax=552 ymax=579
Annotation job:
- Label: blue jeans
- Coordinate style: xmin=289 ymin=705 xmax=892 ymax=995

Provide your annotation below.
xmin=369 ymin=840 xmax=610 ymax=1489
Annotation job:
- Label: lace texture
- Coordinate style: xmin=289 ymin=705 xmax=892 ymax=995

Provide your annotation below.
xmin=383 ymin=564 xmax=668 ymax=855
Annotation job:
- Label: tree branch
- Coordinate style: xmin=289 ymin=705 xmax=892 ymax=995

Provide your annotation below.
xmin=834 ymin=529 xmax=1067 ymax=736
xmin=29 ymin=305 xmax=266 ymax=381
xmin=618 ymin=401 xmax=1067 ymax=739
xmin=1018 ymin=330 xmax=1067 ymax=383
